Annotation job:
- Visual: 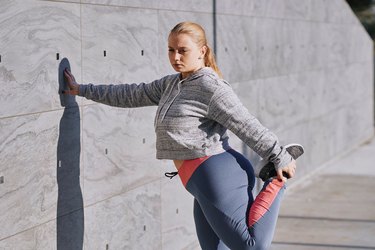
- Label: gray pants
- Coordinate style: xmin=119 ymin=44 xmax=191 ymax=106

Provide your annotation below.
xmin=181 ymin=149 xmax=286 ymax=250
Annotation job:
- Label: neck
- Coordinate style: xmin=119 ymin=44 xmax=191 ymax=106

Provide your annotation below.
xmin=181 ymin=66 xmax=205 ymax=79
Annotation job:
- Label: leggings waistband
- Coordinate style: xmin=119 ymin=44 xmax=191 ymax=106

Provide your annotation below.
xmin=178 ymin=156 xmax=210 ymax=187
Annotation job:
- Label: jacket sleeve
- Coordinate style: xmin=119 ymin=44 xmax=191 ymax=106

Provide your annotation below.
xmin=207 ymin=83 xmax=292 ymax=170
xmin=78 ymin=76 xmax=168 ymax=108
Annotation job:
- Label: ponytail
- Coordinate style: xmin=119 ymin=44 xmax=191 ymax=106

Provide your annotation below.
xmin=170 ymin=22 xmax=223 ymax=78
xmin=204 ymin=45 xmax=222 ymax=78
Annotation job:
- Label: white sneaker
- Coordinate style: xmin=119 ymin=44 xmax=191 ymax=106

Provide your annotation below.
xmin=255 ymin=143 xmax=304 ymax=182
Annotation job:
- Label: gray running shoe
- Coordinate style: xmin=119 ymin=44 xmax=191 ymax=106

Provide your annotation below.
xmin=256 ymin=143 xmax=304 ymax=182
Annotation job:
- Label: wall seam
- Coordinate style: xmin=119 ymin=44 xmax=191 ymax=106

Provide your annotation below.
xmin=79 ymin=0 xmax=85 ymax=207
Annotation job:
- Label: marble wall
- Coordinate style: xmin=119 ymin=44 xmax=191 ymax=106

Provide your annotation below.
xmin=0 ymin=0 xmax=373 ymax=249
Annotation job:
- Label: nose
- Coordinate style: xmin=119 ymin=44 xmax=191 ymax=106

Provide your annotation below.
xmin=173 ymin=51 xmax=181 ymax=62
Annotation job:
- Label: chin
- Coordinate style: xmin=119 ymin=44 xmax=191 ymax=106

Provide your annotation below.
xmin=172 ymin=66 xmax=184 ymax=73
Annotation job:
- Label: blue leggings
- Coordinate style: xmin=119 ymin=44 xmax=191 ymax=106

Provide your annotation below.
xmin=178 ymin=149 xmax=286 ymax=250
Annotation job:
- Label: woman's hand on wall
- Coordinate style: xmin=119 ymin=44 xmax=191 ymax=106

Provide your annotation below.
xmin=63 ymin=68 xmax=80 ymax=95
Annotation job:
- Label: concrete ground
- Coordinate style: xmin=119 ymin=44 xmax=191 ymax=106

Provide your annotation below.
xmin=271 ymin=136 xmax=375 ymax=250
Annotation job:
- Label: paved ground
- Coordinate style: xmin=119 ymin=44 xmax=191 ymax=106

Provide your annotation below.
xmin=271 ymin=136 xmax=375 ymax=250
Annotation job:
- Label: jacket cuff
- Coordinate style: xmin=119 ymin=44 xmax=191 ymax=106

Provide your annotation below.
xmin=78 ymin=84 xmax=86 ymax=97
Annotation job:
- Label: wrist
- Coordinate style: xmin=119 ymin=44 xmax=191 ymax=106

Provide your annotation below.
xmin=71 ymin=83 xmax=79 ymax=95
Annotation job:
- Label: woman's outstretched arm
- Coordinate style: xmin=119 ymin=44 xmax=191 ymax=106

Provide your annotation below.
xmin=63 ymin=68 xmax=168 ymax=108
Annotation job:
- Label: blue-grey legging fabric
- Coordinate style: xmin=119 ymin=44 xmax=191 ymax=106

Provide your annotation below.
xmin=180 ymin=149 xmax=286 ymax=250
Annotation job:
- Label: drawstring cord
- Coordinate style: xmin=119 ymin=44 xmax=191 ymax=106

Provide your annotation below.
xmin=165 ymin=171 xmax=178 ymax=179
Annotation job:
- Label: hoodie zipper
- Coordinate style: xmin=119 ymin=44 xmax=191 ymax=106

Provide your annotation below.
xmin=154 ymin=78 xmax=182 ymax=126
xmin=155 ymin=68 xmax=210 ymax=126
xmin=159 ymin=80 xmax=182 ymax=121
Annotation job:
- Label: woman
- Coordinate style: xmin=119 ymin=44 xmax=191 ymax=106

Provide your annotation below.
xmin=64 ymin=21 xmax=300 ymax=250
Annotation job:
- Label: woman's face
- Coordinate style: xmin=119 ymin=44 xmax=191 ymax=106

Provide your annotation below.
xmin=168 ymin=33 xmax=206 ymax=79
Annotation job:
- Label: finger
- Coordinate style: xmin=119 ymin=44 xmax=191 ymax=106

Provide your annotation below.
xmin=277 ymin=168 xmax=286 ymax=182
xmin=64 ymin=70 xmax=72 ymax=82
xmin=64 ymin=72 xmax=76 ymax=87
xmin=64 ymin=68 xmax=74 ymax=79
xmin=287 ymin=169 xmax=294 ymax=178
xmin=292 ymin=167 xmax=297 ymax=177
xmin=63 ymin=69 xmax=70 ymax=78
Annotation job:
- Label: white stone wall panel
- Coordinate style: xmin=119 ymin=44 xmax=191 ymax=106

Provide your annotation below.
xmin=84 ymin=181 xmax=161 ymax=250
xmin=0 ymin=111 xmax=62 ymax=239
xmin=82 ymin=104 xmax=159 ymax=206
xmin=0 ymin=0 xmax=81 ymax=118
xmin=161 ymin=174 xmax=199 ymax=250
xmin=81 ymin=4 xmax=159 ymax=88
xmin=0 ymin=0 xmax=373 ymax=249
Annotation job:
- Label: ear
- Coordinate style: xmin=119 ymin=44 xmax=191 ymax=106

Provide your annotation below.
xmin=200 ymin=45 xmax=207 ymax=59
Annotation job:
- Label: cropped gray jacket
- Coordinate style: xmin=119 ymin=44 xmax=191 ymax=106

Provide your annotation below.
xmin=78 ymin=67 xmax=292 ymax=170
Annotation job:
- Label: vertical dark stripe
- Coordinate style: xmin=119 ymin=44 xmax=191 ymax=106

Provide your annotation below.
xmin=213 ymin=0 xmax=217 ymax=56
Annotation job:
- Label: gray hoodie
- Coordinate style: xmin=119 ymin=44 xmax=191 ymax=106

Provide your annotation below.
xmin=78 ymin=67 xmax=292 ymax=171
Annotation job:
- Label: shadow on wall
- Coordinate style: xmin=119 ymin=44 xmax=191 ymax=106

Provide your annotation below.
xmin=56 ymin=58 xmax=84 ymax=250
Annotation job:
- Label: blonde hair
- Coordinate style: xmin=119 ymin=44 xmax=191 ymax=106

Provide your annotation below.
xmin=170 ymin=22 xmax=222 ymax=78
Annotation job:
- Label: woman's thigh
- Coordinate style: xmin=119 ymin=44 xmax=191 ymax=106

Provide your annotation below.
xmin=186 ymin=150 xmax=256 ymax=249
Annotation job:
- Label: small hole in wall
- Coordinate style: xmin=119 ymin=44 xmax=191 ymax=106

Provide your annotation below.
xmin=143 ymin=225 xmax=146 ymax=231
xmin=105 ymin=148 xmax=108 ymax=155
xmin=143 ymin=138 xmax=146 ymax=144
xmin=56 ymin=53 xmax=60 ymax=60
xmin=141 ymin=50 xmax=144 ymax=56
xmin=104 ymin=50 xmax=107 ymax=57
xmin=0 ymin=55 xmax=2 ymax=63
xmin=106 ymin=244 xmax=109 ymax=250
xmin=0 ymin=176 xmax=4 ymax=184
